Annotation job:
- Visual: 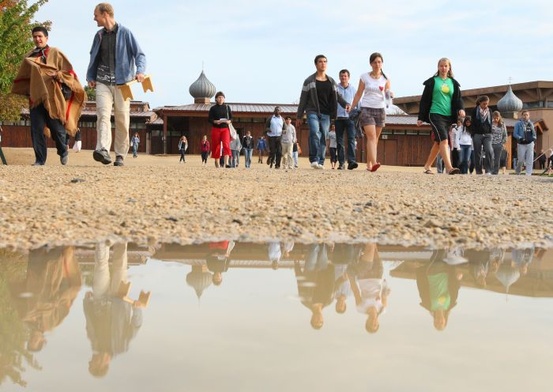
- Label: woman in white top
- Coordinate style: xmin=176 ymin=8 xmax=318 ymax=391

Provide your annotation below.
xmin=455 ymin=116 xmax=473 ymax=174
xmin=350 ymin=52 xmax=392 ymax=172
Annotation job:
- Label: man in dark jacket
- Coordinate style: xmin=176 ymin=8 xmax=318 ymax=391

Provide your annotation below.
xmin=296 ymin=55 xmax=349 ymax=169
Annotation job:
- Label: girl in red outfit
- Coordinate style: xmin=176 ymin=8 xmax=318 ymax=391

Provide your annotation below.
xmin=208 ymin=91 xmax=232 ymax=168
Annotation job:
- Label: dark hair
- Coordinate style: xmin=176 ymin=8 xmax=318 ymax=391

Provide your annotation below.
xmin=32 ymin=26 xmax=48 ymax=37
xmin=476 ymin=95 xmax=489 ymax=105
xmin=369 ymin=52 xmax=382 ymax=63
xmin=339 ymin=69 xmax=350 ymax=77
xmin=314 ymin=54 xmax=327 ymax=64
xmin=215 ymin=91 xmax=225 ymax=98
xmin=369 ymin=52 xmax=387 ymax=80
xmin=463 ymin=116 xmax=472 ymax=126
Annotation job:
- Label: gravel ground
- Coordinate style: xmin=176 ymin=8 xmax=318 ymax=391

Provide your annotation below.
xmin=1 ymin=147 xmax=552 ymax=251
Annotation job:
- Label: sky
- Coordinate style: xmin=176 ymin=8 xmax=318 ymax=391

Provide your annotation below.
xmin=34 ymin=0 xmax=553 ymax=109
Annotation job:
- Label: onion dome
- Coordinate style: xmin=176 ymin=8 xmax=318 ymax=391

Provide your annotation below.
xmin=186 ymin=265 xmax=212 ymax=298
xmin=189 ymin=71 xmax=216 ymax=104
xmin=497 ymin=85 xmax=523 ymax=114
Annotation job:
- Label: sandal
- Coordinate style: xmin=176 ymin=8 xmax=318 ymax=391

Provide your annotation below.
xmin=370 ymin=163 xmax=381 ymax=172
xmin=423 ymin=169 xmax=433 ymax=174
xmin=447 ymin=168 xmax=460 ymax=175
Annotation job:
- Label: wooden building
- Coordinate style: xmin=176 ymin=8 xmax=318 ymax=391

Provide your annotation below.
xmin=1 ymin=75 xmax=550 ymax=168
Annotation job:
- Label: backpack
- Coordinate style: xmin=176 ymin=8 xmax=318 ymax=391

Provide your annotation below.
xmin=523 ymin=122 xmax=535 ymax=143
xmin=348 ymin=108 xmax=364 ymax=138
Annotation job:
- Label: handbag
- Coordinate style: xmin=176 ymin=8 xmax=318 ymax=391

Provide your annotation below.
xmin=226 ymin=105 xmax=238 ymax=140
xmin=228 ymin=122 xmax=238 ymax=140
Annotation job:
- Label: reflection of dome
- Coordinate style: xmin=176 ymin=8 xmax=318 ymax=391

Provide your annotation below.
xmin=497 ymin=85 xmax=523 ymax=114
xmin=189 ymin=71 xmax=216 ymax=104
xmin=495 ymin=265 xmax=520 ymax=293
xmin=186 ymin=265 xmax=212 ymax=298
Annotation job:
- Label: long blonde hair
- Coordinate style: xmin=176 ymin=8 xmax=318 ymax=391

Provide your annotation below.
xmin=492 ymin=110 xmax=504 ymax=125
xmin=434 ymin=57 xmax=454 ymax=78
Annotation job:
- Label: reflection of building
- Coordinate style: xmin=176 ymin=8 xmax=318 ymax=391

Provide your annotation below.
xmin=186 ymin=265 xmax=212 ymax=299
xmin=391 ymin=248 xmax=553 ymax=298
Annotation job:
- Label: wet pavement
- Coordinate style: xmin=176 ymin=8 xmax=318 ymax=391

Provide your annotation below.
xmin=1 ymin=241 xmax=552 ymax=391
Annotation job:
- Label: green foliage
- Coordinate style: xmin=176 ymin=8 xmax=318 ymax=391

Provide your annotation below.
xmin=84 ymin=85 xmax=96 ymax=101
xmin=0 ymin=0 xmax=50 ymax=121
xmin=0 ymin=252 xmax=35 ymax=387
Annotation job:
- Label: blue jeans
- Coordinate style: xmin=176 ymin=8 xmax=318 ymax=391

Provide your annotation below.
xmin=30 ymin=104 xmax=68 ymax=164
xmin=472 ymin=133 xmax=494 ymax=174
xmin=459 ymin=145 xmax=472 ymax=174
xmin=244 ymin=148 xmax=253 ymax=168
xmin=231 ymin=149 xmax=240 ymax=167
xmin=334 ymin=117 xmax=356 ymax=165
xmin=307 ymin=112 xmax=331 ymax=165
xmin=305 ymin=243 xmax=329 ymax=272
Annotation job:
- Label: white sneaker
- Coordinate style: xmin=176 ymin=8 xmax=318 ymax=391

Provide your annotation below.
xmin=311 ymin=161 xmax=319 ymax=169
xmin=317 ymin=164 xmax=324 ymax=169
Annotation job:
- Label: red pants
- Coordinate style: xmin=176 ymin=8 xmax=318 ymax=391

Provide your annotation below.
xmin=211 ymin=127 xmax=231 ymax=159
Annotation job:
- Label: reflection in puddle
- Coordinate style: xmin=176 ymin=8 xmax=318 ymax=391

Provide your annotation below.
xmin=1 ymin=241 xmax=551 ymax=391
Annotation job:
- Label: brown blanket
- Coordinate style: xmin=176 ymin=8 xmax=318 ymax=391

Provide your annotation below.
xmin=12 ymin=47 xmax=85 ymax=136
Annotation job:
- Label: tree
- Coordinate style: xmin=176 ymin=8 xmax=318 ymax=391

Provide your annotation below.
xmin=0 ymin=0 xmax=50 ymax=122
xmin=84 ymin=85 xmax=96 ymax=101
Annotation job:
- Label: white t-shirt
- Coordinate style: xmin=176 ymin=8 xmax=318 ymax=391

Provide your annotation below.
xmin=359 ymin=73 xmax=387 ymax=109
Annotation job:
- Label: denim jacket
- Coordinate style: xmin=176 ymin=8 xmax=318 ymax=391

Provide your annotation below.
xmin=86 ymin=24 xmax=146 ymax=85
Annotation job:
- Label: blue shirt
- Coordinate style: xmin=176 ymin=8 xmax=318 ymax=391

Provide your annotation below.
xmin=336 ymin=83 xmax=356 ymax=118
xmin=87 ymin=23 xmax=146 ymax=85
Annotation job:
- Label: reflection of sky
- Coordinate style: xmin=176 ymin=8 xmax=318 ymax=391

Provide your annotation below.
xmin=7 ymin=256 xmax=552 ymax=392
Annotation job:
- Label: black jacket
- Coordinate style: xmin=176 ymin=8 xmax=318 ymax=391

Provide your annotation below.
xmin=418 ymin=76 xmax=464 ymax=123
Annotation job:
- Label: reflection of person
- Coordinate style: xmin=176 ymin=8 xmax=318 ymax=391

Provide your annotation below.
xmin=87 ymin=2 xmax=147 ymax=167
xmin=268 ymin=242 xmax=282 ymax=270
xmin=205 ymin=240 xmax=235 ymax=285
xmin=84 ymin=242 xmax=147 ymax=377
xmin=416 ymin=250 xmax=462 ymax=331
xmin=350 ymin=52 xmax=392 ymax=172
xmin=11 ymin=26 xmax=85 ymax=166
xmin=208 ymin=91 xmax=232 ymax=168
xmin=12 ymin=247 xmax=82 ymax=352
xmin=465 ymin=249 xmax=492 ymax=288
xmin=296 ymin=54 xmax=350 ymax=170
xmin=294 ymin=243 xmax=336 ymax=329
xmin=348 ymin=243 xmax=389 ymax=333
xmin=511 ymin=246 xmax=534 ymax=276
xmin=417 ymin=58 xmax=464 ymax=175
xmin=331 ymin=243 xmax=359 ymax=314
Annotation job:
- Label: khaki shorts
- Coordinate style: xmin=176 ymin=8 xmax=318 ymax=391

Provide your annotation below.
xmin=359 ymin=107 xmax=386 ymax=128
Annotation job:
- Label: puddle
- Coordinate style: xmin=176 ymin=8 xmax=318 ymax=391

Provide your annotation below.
xmin=0 ymin=241 xmax=551 ymax=391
